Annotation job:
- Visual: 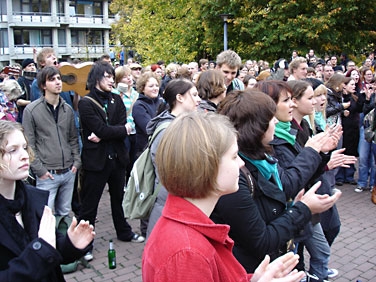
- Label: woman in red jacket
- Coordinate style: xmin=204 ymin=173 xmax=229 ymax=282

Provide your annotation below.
xmin=142 ymin=111 xmax=305 ymax=282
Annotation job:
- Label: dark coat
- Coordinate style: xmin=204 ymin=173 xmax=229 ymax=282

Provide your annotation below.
xmin=132 ymin=94 xmax=161 ymax=154
xmin=78 ymin=89 xmax=129 ymax=171
xmin=211 ymin=157 xmax=315 ymax=273
xmin=271 ymin=130 xmax=341 ymax=233
xmin=326 ymin=88 xmax=344 ymax=121
xmin=341 ymin=93 xmax=362 ymax=156
xmin=270 ymin=134 xmax=330 ymax=196
xmin=0 ymin=181 xmax=88 ymax=282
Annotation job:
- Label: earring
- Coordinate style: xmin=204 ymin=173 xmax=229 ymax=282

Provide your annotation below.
xmin=336 ymin=87 xmax=339 ymax=90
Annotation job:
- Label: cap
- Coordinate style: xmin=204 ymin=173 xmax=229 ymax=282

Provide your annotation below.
xmin=22 ymin=58 xmax=36 ymax=69
xmin=130 ymin=63 xmax=142 ymax=70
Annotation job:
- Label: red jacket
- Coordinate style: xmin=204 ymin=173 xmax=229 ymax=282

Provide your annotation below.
xmin=142 ymin=194 xmax=252 ymax=282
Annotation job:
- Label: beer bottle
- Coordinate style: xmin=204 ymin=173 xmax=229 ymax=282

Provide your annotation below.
xmin=108 ymin=239 xmax=116 ymax=269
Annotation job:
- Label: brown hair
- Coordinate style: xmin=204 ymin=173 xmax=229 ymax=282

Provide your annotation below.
xmin=196 ymin=70 xmax=226 ymax=100
xmin=325 ymin=73 xmax=346 ymax=91
xmin=156 ymin=111 xmax=237 ymax=198
xmin=253 ymin=80 xmax=292 ymax=104
xmin=287 ymin=80 xmax=311 ymax=100
xmin=218 ymin=90 xmax=276 ymax=159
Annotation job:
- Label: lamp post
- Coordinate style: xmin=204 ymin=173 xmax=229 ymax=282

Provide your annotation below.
xmin=219 ymin=14 xmax=233 ymax=51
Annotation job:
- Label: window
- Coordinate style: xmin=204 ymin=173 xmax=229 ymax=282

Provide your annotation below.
xmin=21 ymin=0 xmax=50 ymax=13
xmin=57 ymin=0 xmax=65 ymax=15
xmin=71 ymin=29 xmax=103 ymax=46
xmin=0 ymin=29 xmax=9 ymax=48
xmin=14 ymin=29 xmax=51 ymax=46
xmin=58 ymin=29 xmax=66 ymax=46
xmin=69 ymin=0 xmax=102 ymax=17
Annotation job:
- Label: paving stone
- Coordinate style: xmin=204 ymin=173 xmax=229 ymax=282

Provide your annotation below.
xmin=65 ymin=181 xmax=376 ymax=281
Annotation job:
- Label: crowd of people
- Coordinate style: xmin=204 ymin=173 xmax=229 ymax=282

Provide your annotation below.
xmin=0 ymin=47 xmax=376 ymax=281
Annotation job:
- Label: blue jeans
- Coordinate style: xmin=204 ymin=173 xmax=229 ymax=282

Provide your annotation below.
xmin=358 ymin=126 xmax=376 ymax=187
xmin=36 ymin=170 xmax=76 ymax=216
xmin=304 ymin=223 xmax=331 ymax=280
xmin=336 ymin=164 xmax=356 ymax=182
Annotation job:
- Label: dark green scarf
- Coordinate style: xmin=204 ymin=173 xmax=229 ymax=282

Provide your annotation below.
xmin=274 ymin=121 xmax=296 ymax=146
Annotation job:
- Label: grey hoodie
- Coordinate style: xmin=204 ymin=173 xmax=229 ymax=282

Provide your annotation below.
xmin=145 ymin=110 xmax=175 ymax=238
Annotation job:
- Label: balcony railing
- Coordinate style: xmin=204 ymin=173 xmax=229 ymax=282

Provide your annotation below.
xmin=8 ymin=12 xmax=112 ymax=26
xmin=10 ymin=44 xmax=105 ymax=57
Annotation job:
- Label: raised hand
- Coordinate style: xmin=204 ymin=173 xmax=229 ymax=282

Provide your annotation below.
xmin=38 ymin=206 xmax=56 ymax=248
xmin=251 ymin=252 xmax=305 ymax=282
xmin=327 ymin=148 xmax=357 ymax=170
xmin=300 ymin=181 xmax=341 ymax=214
xmin=67 ymin=216 xmax=95 ymax=250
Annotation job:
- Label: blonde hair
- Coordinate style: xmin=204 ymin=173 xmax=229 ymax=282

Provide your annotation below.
xmin=0 ymin=80 xmax=23 ymax=101
xmin=309 ymin=84 xmax=328 ymax=134
xmin=288 ymin=57 xmax=308 ymax=74
xmin=115 ymin=65 xmax=132 ymax=86
xmin=156 ymin=111 xmax=237 ymax=198
xmin=36 ymin=47 xmax=55 ymax=69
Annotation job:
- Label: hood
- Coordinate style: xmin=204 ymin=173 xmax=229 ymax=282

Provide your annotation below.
xmin=146 ymin=110 xmax=175 ymax=135
xmin=197 ymin=100 xmax=217 ymax=112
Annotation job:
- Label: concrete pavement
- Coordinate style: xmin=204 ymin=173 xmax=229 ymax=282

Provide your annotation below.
xmin=64 ymin=183 xmax=376 ymax=282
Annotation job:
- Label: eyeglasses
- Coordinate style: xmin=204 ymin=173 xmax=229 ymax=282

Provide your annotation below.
xmin=131 ymin=67 xmax=142 ymax=71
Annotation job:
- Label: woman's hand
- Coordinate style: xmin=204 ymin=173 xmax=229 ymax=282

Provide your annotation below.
xmin=251 ymin=252 xmax=305 ymax=282
xmin=299 ymin=181 xmax=342 ymax=214
xmin=88 ymin=132 xmax=101 ymax=143
xmin=67 ymin=217 xmax=95 ymax=250
xmin=125 ymin=123 xmax=132 ymax=135
xmin=327 ymin=148 xmax=357 ymax=170
xmin=38 ymin=206 xmax=56 ymax=248
xmin=342 ymin=101 xmax=351 ymax=109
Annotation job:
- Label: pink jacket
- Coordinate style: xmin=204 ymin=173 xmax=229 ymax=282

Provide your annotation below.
xmin=142 ymin=194 xmax=252 ymax=282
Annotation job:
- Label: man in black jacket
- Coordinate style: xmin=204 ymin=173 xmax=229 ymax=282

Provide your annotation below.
xmin=78 ymin=62 xmax=144 ymax=261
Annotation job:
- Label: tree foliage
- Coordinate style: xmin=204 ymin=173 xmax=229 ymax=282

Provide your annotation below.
xmin=110 ymin=0 xmax=376 ymax=64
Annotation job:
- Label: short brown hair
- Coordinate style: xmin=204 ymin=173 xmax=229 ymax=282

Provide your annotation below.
xmin=196 ymin=70 xmax=226 ymax=100
xmin=218 ymin=90 xmax=276 ymax=159
xmin=156 ymin=111 xmax=237 ymax=198
xmin=254 ymin=80 xmax=292 ymax=104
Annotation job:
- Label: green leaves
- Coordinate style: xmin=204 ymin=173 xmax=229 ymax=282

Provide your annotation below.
xmin=110 ymin=0 xmax=376 ymax=63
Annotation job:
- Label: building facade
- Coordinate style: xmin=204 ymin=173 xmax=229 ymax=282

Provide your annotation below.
xmin=0 ymin=0 xmax=115 ymax=66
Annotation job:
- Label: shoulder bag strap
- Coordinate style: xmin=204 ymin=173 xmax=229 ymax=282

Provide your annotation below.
xmin=84 ymin=96 xmax=106 ymax=113
xmin=240 ymin=166 xmax=255 ymax=197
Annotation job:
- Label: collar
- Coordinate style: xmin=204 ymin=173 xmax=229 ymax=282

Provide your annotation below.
xmin=162 ymin=194 xmax=232 ymax=246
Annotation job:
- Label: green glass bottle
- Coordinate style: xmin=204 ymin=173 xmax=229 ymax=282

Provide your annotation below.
xmin=108 ymin=239 xmax=116 ymax=269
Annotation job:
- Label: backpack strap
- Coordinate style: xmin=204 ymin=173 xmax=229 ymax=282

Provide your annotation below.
xmin=148 ymin=122 xmax=171 ymax=148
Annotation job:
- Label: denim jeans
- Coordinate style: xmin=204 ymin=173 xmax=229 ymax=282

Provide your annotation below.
xmin=36 ymin=170 xmax=76 ymax=216
xmin=336 ymin=164 xmax=356 ymax=182
xmin=304 ymin=223 xmax=331 ymax=280
xmin=358 ymin=126 xmax=376 ymax=187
